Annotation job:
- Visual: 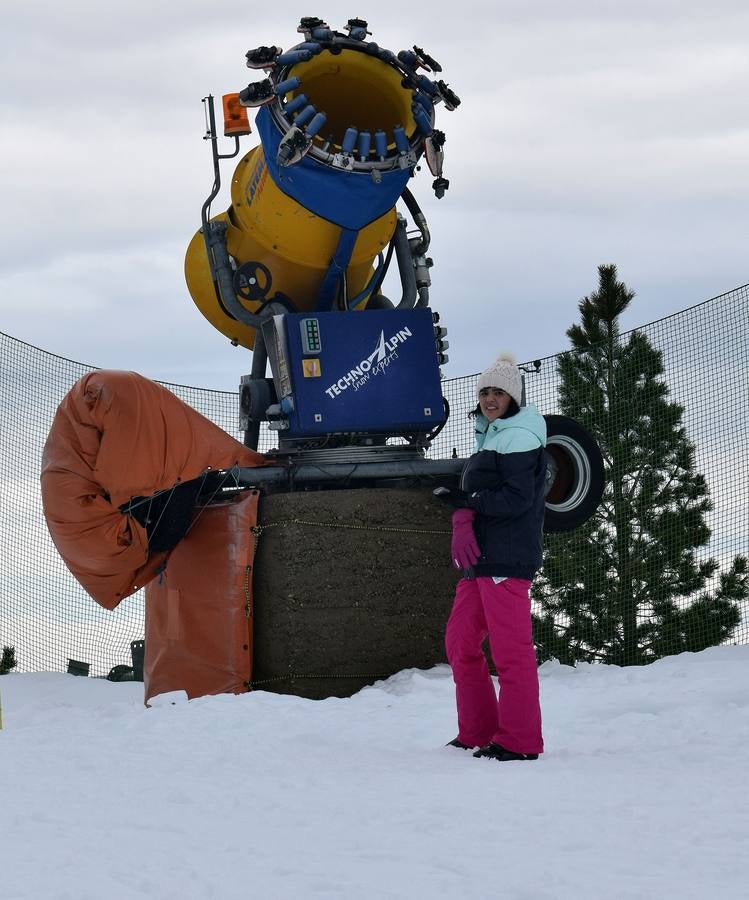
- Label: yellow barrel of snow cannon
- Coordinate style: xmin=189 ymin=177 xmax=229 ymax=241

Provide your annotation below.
xmin=185 ymin=18 xmax=459 ymax=350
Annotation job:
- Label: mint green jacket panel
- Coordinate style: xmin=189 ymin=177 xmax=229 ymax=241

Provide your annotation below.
xmin=473 ymin=404 xmax=547 ymax=455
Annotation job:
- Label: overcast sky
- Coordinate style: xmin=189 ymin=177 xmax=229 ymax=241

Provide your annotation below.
xmin=1 ymin=0 xmax=747 ymax=390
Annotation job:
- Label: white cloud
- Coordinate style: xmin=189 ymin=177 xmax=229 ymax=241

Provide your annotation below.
xmin=1 ymin=0 xmax=747 ymax=387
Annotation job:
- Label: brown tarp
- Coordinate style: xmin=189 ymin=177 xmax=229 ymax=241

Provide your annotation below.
xmin=144 ymin=490 xmax=259 ymax=703
xmin=41 ymin=370 xmax=266 ymax=610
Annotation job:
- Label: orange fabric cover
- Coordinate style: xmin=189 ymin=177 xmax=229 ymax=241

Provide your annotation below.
xmin=144 ymin=491 xmax=259 ymax=703
xmin=41 ymin=370 xmax=265 ymax=610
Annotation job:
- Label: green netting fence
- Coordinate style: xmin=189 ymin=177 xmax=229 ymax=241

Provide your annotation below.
xmin=1 ymin=283 xmax=747 ymax=675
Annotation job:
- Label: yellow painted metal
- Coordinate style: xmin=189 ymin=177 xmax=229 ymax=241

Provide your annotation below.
xmin=185 ymin=148 xmax=396 ymax=349
xmin=185 ymin=45 xmax=421 ymax=350
xmin=287 ymin=48 xmax=417 ymax=149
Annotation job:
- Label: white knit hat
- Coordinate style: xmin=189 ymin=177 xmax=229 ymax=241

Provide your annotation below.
xmin=476 ymin=352 xmax=523 ymax=406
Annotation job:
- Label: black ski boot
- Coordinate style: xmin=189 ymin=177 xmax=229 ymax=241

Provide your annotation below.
xmin=473 ymin=742 xmax=538 ymax=761
xmin=445 ymin=738 xmax=473 ymax=750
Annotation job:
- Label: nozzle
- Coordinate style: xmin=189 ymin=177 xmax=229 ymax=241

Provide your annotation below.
xmin=393 ymin=126 xmax=409 ymax=154
xmin=293 ymin=104 xmax=317 ymax=127
xmin=412 ymin=105 xmax=433 ymax=136
xmin=357 ymin=131 xmax=371 ymax=161
xmin=341 ymin=127 xmax=358 ymax=155
xmin=412 ymin=46 xmax=442 ymax=72
xmin=374 ymin=130 xmax=388 ymax=160
xmin=274 ymin=76 xmax=302 ymax=96
xmin=305 ymin=112 xmax=327 ymax=138
xmin=345 ymin=19 xmax=370 ymax=40
xmin=284 ymin=93 xmax=309 ymax=117
xmin=297 ymin=17 xmax=332 ymax=42
xmin=239 ymin=79 xmax=275 ymax=108
xmin=276 ymin=49 xmax=313 ymax=66
xmin=245 ymin=45 xmax=282 ymax=69
xmin=436 ymin=80 xmax=461 ymax=110
xmin=432 ymin=177 xmax=449 ymax=199
xmin=277 ymin=125 xmax=312 ymax=167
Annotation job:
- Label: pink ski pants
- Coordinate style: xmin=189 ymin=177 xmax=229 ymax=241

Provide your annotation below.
xmin=445 ymin=577 xmax=543 ymax=755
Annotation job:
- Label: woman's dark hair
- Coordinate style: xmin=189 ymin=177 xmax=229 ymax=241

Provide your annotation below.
xmin=468 ymin=398 xmax=520 ymax=420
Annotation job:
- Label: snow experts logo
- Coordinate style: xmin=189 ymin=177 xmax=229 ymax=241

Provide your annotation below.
xmin=324 ymin=326 xmax=413 ymax=399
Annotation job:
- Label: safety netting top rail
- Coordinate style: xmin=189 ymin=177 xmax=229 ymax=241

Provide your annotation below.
xmin=2 ymin=283 xmax=747 ymax=675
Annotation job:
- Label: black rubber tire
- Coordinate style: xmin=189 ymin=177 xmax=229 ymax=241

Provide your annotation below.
xmin=543 ymin=415 xmax=605 ymax=533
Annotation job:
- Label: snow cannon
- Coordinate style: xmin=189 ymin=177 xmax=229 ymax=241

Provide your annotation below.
xmin=182 ymin=17 xmax=603 ymax=529
xmin=185 ymin=17 xmax=459 ymax=452
xmin=185 ymin=18 xmax=456 ymax=353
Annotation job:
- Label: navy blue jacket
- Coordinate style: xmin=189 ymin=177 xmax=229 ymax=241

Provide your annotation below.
xmin=461 ymin=405 xmax=547 ymax=580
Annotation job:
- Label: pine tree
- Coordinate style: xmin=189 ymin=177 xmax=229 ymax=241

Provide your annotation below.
xmin=533 ymin=264 xmax=746 ymax=665
xmin=0 ymin=646 xmax=16 ymax=674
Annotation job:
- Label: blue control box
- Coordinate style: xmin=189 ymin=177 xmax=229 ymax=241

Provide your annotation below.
xmin=265 ymin=309 xmax=445 ymax=438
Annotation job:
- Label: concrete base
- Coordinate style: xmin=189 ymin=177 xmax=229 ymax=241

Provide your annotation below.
xmin=252 ymin=487 xmax=460 ymax=699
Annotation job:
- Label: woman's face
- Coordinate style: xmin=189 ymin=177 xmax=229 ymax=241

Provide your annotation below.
xmin=479 ymin=387 xmax=511 ymax=422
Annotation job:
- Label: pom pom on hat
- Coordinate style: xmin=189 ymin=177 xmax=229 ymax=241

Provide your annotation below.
xmin=476 ymin=352 xmax=523 ymax=406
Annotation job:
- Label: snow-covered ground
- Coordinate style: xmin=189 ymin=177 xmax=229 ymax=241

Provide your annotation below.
xmin=2 ymin=647 xmax=748 ymax=900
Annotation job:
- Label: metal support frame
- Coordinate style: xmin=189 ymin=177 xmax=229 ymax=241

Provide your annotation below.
xmin=232 ymin=457 xmax=464 ymax=490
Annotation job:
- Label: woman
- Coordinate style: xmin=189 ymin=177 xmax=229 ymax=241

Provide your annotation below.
xmin=437 ymin=352 xmax=546 ymax=761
